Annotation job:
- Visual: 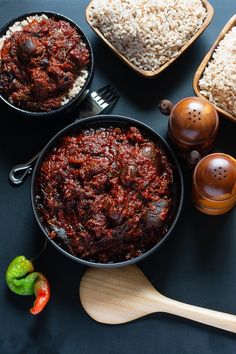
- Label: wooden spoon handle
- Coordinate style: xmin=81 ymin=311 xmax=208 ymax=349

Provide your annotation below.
xmin=159 ymin=296 xmax=236 ymax=333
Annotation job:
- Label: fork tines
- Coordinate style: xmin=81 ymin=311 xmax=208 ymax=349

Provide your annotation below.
xmin=94 ymin=84 xmax=112 ymax=96
xmin=91 ymin=84 xmax=119 ymax=106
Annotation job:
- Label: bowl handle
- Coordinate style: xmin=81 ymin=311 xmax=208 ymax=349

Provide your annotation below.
xmin=9 ymin=152 xmax=40 ymax=185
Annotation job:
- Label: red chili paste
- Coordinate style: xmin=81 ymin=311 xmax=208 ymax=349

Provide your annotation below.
xmin=0 ymin=17 xmax=89 ymax=111
xmin=36 ymin=126 xmax=173 ymax=263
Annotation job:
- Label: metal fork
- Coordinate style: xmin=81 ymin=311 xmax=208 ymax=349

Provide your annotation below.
xmin=9 ymin=85 xmax=119 ymax=185
xmin=79 ymin=84 xmax=119 ymax=118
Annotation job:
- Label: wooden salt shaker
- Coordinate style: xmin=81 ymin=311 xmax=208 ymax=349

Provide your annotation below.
xmin=159 ymin=97 xmax=219 ymax=167
xmin=192 ymin=153 xmax=236 ymax=215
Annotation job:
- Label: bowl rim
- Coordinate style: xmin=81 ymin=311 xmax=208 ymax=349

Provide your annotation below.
xmin=31 ymin=114 xmax=184 ymax=268
xmin=86 ymin=0 xmax=214 ymax=78
xmin=0 ymin=11 xmax=94 ymax=117
xmin=193 ymin=14 xmax=236 ymax=123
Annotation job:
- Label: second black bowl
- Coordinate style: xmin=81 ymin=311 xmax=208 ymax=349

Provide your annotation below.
xmin=31 ymin=115 xmax=184 ymax=268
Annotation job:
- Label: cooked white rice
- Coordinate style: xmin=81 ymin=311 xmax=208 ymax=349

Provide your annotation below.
xmin=199 ymin=26 xmax=236 ymax=117
xmin=61 ymin=69 xmax=88 ymax=105
xmin=0 ymin=14 xmax=89 ymax=108
xmin=88 ymin=0 xmax=207 ymax=72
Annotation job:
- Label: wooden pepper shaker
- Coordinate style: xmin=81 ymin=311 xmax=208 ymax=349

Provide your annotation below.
xmin=159 ymin=97 xmax=219 ymax=167
xmin=192 ymin=153 xmax=236 ymax=215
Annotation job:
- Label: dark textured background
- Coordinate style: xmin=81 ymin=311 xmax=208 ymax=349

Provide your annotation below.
xmin=0 ymin=1 xmax=236 ymax=353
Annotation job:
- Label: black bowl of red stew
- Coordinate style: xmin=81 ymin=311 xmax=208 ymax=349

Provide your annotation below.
xmin=32 ymin=115 xmax=184 ymax=267
xmin=0 ymin=12 xmax=94 ymax=118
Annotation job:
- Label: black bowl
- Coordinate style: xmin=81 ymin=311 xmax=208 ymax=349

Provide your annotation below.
xmin=0 ymin=11 xmax=94 ymax=119
xmin=31 ymin=115 xmax=184 ymax=268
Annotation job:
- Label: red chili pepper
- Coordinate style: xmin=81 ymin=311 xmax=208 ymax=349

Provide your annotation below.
xmin=30 ymin=273 xmax=50 ymax=315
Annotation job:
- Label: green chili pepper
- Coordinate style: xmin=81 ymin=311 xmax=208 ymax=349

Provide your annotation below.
xmin=6 ymin=255 xmax=50 ymax=314
xmin=6 ymin=256 xmax=35 ymax=295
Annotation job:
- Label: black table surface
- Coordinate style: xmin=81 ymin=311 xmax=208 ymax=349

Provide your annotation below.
xmin=0 ymin=1 xmax=236 ymax=353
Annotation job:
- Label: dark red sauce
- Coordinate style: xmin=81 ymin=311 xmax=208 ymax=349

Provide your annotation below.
xmin=0 ymin=17 xmax=89 ymax=111
xmin=36 ymin=126 xmax=173 ymax=263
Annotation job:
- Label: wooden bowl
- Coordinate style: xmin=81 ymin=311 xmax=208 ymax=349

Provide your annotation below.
xmin=193 ymin=15 xmax=236 ymax=123
xmin=86 ymin=0 xmax=214 ymax=78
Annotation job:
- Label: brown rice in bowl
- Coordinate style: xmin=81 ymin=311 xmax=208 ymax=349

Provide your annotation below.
xmin=87 ymin=0 xmax=207 ymax=73
xmin=199 ymin=26 xmax=236 ymax=118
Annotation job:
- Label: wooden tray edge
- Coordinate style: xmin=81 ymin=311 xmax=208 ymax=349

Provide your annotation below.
xmin=193 ymin=14 xmax=236 ymax=123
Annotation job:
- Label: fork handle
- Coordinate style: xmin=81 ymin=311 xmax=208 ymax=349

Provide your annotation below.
xmin=75 ymin=89 xmax=101 ymax=120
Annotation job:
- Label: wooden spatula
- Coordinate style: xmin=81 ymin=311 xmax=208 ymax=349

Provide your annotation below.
xmin=80 ymin=265 xmax=236 ymax=333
